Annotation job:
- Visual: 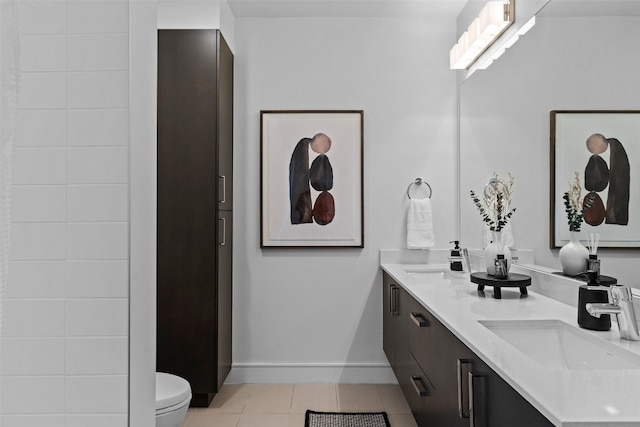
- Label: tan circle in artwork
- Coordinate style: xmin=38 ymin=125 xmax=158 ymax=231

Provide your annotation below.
xmin=310 ymin=133 xmax=332 ymax=154
xmin=586 ymin=133 xmax=608 ymax=154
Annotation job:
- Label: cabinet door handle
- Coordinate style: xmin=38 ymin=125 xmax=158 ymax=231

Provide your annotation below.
xmin=389 ymin=285 xmax=396 ymax=315
xmin=468 ymin=372 xmax=486 ymax=427
xmin=219 ymin=175 xmax=226 ymax=203
xmin=410 ymin=312 xmax=429 ymax=328
xmin=410 ymin=375 xmax=428 ymax=397
xmin=457 ymin=359 xmax=472 ymax=418
xmin=219 ymin=217 xmax=226 ymax=246
xmin=392 ymin=286 xmax=399 ymax=315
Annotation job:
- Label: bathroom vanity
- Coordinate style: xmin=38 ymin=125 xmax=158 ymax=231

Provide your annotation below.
xmin=381 ymin=250 xmax=640 ymax=427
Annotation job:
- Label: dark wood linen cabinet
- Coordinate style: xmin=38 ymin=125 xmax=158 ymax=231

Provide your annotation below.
xmin=157 ymin=29 xmax=233 ymax=407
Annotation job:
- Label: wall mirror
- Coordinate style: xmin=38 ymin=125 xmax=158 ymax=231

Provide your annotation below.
xmin=458 ymin=0 xmax=640 ymax=269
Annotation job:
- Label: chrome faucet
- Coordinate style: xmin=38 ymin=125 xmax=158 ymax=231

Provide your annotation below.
xmin=586 ymin=285 xmax=640 ymax=341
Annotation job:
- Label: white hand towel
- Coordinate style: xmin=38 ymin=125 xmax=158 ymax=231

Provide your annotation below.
xmin=407 ymin=198 xmax=435 ymax=249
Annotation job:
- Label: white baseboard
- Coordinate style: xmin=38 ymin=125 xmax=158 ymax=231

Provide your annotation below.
xmin=224 ymin=362 xmax=397 ymax=384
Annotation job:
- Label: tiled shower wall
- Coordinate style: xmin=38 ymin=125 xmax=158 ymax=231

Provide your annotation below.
xmin=2 ymin=1 xmax=129 ymax=425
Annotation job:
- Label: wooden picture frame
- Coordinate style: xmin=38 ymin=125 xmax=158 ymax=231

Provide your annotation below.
xmin=550 ymin=110 xmax=640 ymax=248
xmin=260 ymin=110 xmax=364 ymax=248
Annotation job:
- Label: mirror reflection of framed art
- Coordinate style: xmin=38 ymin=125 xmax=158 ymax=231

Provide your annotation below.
xmin=550 ymin=110 xmax=640 ymax=248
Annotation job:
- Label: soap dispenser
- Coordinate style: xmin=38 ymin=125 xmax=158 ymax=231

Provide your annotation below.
xmin=577 ymin=270 xmax=611 ymax=331
xmin=449 ymin=241 xmax=463 ymax=271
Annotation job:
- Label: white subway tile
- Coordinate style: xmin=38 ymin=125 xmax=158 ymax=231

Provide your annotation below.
xmin=69 ymin=34 xmax=128 ymax=71
xmin=67 ymin=147 xmax=128 ymax=184
xmin=66 ymin=298 xmax=128 ymax=336
xmin=12 ymin=185 xmax=67 ymax=222
xmin=1 ymin=376 xmax=65 ymax=414
xmin=65 ymin=337 xmax=128 ymax=374
xmin=10 ymin=223 xmax=66 ymax=260
xmin=67 ymin=260 xmax=128 ymax=298
xmin=2 ymin=299 xmax=65 ymax=337
xmin=65 ymin=415 xmax=127 ymax=427
xmin=68 ymin=0 xmax=129 ymax=34
xmin=68 ymin=109 xmax=128 ymax=146
xmin=68 ymin=71 xmax=128 ymax=109
xmin=8 ymin=261 xmax=66 ymax=298
xmin=68 ymin=184 xmax=128 ymax=222
xmin=20 ymin=35 xmax=66 ymax=72
xmin=67 ymin=222 xmax=128 ymax=260
xmin=13 ymin=148 xmax=66 ymax=185
xmin=1 ymin=415 xmax=65 ymax=427
xmin=19 ymin=73 xmax=66 ymax=109
xmin=66 ymin=375 xmax=128 ymax=414
xmin=1 ymin=338 xmax=65 ymax=375
xmin=19 ymin=1 xmax=67 ymax=35
xmin=16 ymin=110 xmax=67 ymax=147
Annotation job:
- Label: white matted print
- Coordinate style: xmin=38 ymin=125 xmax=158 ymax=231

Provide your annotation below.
xmin=260 ymin=111 xmax=364 ymax=248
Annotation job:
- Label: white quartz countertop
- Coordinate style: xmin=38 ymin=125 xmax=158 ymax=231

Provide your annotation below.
xmin=381 ymin=261 xmax=640 ymax=427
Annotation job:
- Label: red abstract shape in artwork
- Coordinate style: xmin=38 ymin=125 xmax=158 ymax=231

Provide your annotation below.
xmin=313 ymin=191 xmax=335 ymax=225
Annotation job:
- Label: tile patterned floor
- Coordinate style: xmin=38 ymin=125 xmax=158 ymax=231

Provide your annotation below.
xmin=181 ymin=384 xmax=418 ymax=427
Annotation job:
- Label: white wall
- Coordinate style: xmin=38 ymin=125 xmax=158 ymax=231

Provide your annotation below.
xmin=459 ymin=15 xmax=640 ymax=285
xmin=129 ymin=2 xmax=461 ymax=416
xmin=229 ymin=15 xmax=459 ymax=383
xmin=2 ymin=0 xmax=129 ymax=425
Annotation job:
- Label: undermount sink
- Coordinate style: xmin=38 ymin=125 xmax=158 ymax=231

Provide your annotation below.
xmin=479 ymin=319 xmax=640 ymax=371
xmin=403 ymin=268 xmax=463 ymax=280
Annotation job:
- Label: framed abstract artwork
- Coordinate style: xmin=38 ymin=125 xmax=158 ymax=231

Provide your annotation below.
xmin=260 ymin=110 xmax=364 ymax=248
xmin=550 ymin=110 xmax=640 ymax=248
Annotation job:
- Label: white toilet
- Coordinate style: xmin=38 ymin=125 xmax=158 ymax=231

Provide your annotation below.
xmin=156 ymin=372 xmax=192 ymax=427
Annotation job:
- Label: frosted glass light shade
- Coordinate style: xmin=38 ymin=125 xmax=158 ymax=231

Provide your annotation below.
xmin=450 ymin=0 xmax=514 ymax=70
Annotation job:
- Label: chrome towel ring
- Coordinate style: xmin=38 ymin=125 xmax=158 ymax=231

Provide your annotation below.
xmin=407 ymin=178 xmax=432 ymax=200
xmin=483 ymin=177 xmax=507 ymax=200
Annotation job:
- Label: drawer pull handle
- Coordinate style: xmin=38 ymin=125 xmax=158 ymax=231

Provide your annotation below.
xmin=410 ymin=375 xmax=428 ymax=397
xmin=457 ymin=359 xmax=472 ymax=418
xmin=219 ymin=175 xmax=226 ymax=203
xmin=468 ymin=372 xmax=486 ymax=427
xmin=219 ymin=217 xmax=226 ymax=246
xmin=410 ymin=312 xmax=428 ymax=328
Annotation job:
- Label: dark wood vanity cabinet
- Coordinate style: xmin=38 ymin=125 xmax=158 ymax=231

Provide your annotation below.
xmin=382 ymin=272 xmax=553 ymax=427
xmin=157 ymin=29 xmax=233 ymax=407
xmin=384 ymin=274 xmax=420 ymax=402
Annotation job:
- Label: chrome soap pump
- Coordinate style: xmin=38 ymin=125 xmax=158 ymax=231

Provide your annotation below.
xmin=449 ymin=240 xmax=463 ymax=271
xmin=577 ymin=270 xmax=611 ymax=331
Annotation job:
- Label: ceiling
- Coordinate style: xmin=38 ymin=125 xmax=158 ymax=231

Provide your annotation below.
xmin=227 ymin=0 xmax=467 ymax=18
xmin=538 ymin=0 xmax=640 ymax=17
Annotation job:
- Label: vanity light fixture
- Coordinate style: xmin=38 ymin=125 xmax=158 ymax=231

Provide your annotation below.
xmin=450 ymin=0 xmax=515 ymax=70
xmin=477 ymin=15 xmax=536 ymax=69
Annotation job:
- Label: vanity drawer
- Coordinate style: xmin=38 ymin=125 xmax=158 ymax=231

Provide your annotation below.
xmin=408 ymin=300 xmax=440 ymax=382
xmin=403 ymin=353 xmax=437 ymax=427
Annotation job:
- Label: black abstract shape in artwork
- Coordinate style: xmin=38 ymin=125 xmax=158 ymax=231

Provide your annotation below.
xmin=289 ymin=138 xmax=313 ymax=224
xmin=605 ymin=138 xmax=630 ymax=225
xmin=310 ymin=154 xmax=334 ymax=191
xmin=313 ymin=191 xmax=335 ymax=225
xmin=583 ymin=192 xmax=605 ymax=226
xmin=584 ymin=155 xmax=609 ymax=192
